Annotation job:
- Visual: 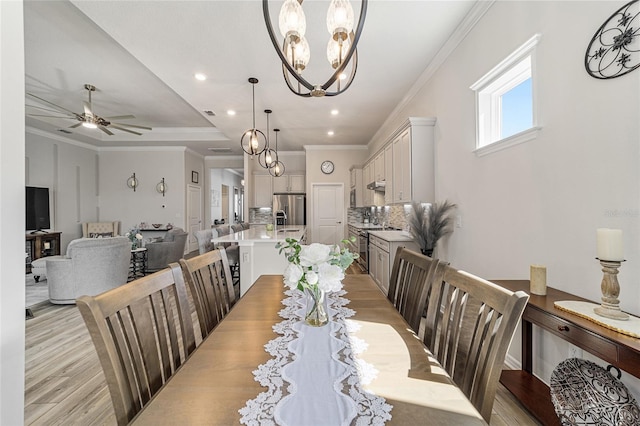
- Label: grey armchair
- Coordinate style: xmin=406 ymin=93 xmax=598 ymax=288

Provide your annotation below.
xmin=47 ymin=236 xmax=131 ymax=304
xmin=146 ymin=228 xmax=188 ymax=272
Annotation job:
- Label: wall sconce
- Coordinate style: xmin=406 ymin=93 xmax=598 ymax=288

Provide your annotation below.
xmin=156 ymin=177 xmax=167 ymax=197
xmin=127 ymin=173 xmax=139 ymax=192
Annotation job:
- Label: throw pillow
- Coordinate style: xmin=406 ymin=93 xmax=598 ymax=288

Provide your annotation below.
xmin=89 ymin=232 xmax=113 ymax=238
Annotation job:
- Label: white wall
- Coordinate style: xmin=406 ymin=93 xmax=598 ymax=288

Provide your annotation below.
xmin=99 ymin=148 xmax=187 ymax=233
xmin=305 ymin=146 xmax=368 ymax=241
xmin=26 ymin=130 xmax=99 ymax=249
xmin=374 ymin=0 xmax=640 ymax=395
xmin=0 ymin=1 xmax=25 ymax=422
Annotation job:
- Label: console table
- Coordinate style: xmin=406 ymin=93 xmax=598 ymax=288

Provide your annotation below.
xmin=494 ymin=280 xmax=640 ymax=425
xmin=25 ymin=232 xmax=61 ymax=273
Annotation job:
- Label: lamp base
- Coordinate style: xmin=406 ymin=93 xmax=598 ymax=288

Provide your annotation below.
xmin=594 ymin=305 xmax=629 ymax=321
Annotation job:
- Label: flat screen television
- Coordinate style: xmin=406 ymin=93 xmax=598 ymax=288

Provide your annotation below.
xmin=26 ymin=186 xmax=51 ymax=232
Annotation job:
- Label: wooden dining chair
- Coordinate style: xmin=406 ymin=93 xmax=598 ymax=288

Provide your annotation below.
xmin=387 ymin=247 xmax=441 ymax=333
xmin=422 ymin=264 xmax=529 ymax=422
xmin=179 ymin=248 xmax=236 ymax=340
xmin=76 ymin=263 xmax=196 ymax=425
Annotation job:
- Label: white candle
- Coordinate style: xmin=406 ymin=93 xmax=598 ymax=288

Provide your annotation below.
xmin=530 ymin=264 xmax=547 ymax=296
xmin=596 ymin=228 xmax=624 ymax=261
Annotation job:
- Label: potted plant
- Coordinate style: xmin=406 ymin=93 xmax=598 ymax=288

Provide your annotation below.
xmin=407 ymin=200 xmax=457 ymax=257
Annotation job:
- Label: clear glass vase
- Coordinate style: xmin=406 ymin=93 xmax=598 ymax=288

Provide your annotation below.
xmin=304 ymin=286 xmax=329 ymax=327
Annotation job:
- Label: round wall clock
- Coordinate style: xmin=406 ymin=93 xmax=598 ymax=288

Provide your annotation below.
xmin=321 ymin=160 xmax=335 ymax=174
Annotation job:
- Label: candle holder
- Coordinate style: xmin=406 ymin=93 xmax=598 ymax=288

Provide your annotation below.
xmin=593 ymin=258 xmax=628 ymax=321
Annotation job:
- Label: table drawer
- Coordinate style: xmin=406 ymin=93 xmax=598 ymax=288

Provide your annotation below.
xmin=526 ymin=307 xmax=619 ymax=362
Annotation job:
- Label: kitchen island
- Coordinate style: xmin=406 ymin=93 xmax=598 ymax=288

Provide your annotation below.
xmin=212 ymin=225 xmax=306 ymax=296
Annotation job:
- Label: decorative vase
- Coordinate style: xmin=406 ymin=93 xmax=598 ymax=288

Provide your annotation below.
xmin=131 ymin=241 xmax=138 ymax=250
xmin=421 ymin=248 xmax=434 ymax=257
xmin=304 ymin=286 xmax=329 ymax=327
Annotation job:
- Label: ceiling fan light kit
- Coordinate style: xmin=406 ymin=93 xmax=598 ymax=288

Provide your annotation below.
xmin=240 ymin=78 xmax=268 ymax=156
xmin=26 ymin=83 xmax=152 ymax=136
xmin=263 ymin=0 xmax=367 ymax=97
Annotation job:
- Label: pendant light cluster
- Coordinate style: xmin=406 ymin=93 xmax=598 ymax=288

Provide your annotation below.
xmin=263 ymin=0 xmax=367 ymax=97
xmin=241 ymin=78 xmax=286 ymax=176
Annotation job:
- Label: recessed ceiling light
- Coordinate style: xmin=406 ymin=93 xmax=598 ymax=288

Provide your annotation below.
xmin=339 ymin=73 xmax=347 ymax=81
xmin=331 ymin=109 xmax=339 ymax=115
xmin=328 ymin=131 xmax=334 ymax=136
xmin=195 ymin=73 xmax=207 ymax=81
xmin=227 ymin=110 xmax=236 ymax=116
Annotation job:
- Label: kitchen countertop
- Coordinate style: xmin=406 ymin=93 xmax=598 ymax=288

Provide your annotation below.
xmin=212 ymin=225 xmax=306 ymax=245
xmin=348 ymin=223 xmax=386 ymax=230
xmin=368 ymin=230 xmax=414 ymax=242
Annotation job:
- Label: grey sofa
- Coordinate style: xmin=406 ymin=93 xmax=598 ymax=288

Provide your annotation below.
xmin=146 ymin=228 xmax=188 ymax=272
xmin=47 ymin=236 xmax=131 ymax=304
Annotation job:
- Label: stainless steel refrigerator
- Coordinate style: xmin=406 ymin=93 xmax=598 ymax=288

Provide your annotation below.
xmin=273 ymin=193 xmax=306 ymax=226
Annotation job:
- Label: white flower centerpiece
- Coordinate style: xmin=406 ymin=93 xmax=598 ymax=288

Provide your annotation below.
xmin=125 ymin=228 xmax=143 ymax=250
xmin=276 ymin=237 xmax=358 ymax=326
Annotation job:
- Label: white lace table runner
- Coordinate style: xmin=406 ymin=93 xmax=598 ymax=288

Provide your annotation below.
xmin=239 ymin=288 xmax=393 ymax=425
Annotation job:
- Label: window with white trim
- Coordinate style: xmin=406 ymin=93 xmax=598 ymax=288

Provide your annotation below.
xmin=471 ymin=34 xmax=542 ymax=156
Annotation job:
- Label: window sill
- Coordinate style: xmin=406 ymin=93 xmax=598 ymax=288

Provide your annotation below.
xmin=474 ymin=126 xmax=541 ymax=157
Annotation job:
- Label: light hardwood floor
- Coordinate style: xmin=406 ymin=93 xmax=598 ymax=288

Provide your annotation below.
xmin=25 ymin=273 xmax=541 ymax=425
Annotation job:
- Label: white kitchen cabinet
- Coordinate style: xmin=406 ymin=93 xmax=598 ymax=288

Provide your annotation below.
xmin=374 ymin=151 xmax=385 ymax=181
xmin=272 ymin=172 xmax=305 ymax=193
xmin=349 ymin=166 xmax=363 ymax=207
xmin=252 ymin=173 xmax=272 ymax=207
xmin=384 ymin=143 xmax=394 ymax=204
xmin=391 ymin=117 xmax=436 ymax=204
xmin=369 ymin=232 xmax=420 ymax=294
xmin=363 ymin=162 xmax=372 ymax=206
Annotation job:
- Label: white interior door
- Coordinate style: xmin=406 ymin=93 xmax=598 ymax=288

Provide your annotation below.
xmin=187 ymin=184 xmax=202 ymax=253
xmin=311 ymin=183 xmax=344 ymax=244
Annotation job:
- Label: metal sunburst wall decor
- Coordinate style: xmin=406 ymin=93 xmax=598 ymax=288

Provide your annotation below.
xmin=585 ymin=0 xmax=639 ymax=79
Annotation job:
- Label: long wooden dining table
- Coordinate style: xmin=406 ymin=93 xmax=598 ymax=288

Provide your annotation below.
xmin=132 ymin=274 xmax=486 ymax=425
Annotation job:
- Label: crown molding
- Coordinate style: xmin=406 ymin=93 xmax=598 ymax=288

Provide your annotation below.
xmin=369 ymin=0 xmax=495 ymax=147
xmin=99 ymin=146 xmax=186 ymax=152
xmin=304 ymin=145 xmax=368 ymax=151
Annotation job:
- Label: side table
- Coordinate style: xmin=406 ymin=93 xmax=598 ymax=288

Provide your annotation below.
xmin=129 ymin=247 xmax=148 ymax=281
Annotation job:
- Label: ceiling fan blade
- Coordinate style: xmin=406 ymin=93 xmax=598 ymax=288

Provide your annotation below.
xmin=28 ymin=113 xmax=76 ymax=119
xmin=98 ymin=125 xmax=114 ymax=136
xmin=69 ymin=122 xmax=83 ymax=129
xmin=26 ymin=93 xmax=79 ymax=116
xmin=109 ymin=124 xmax=142 ymax=136
xmin=104 ymin=115 xmax=135 ymax=120
xmin=111 ymin=122 xmax=152 ymax=131
xmin=27 ymin=104 xmax=72 ymax=115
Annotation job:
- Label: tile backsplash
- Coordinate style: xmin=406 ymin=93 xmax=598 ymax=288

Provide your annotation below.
xmin=348 ymin=205 xmax=413 ymax=230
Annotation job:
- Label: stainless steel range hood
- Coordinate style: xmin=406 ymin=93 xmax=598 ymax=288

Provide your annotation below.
xmin=366 ymin=181 xmax=386 ymax=192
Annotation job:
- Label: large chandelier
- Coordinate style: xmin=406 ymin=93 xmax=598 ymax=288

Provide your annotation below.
xmin=263 ymin=0 xmax=368 ymax=97
xmin=241 ymin=78 xmax=267 ymax=156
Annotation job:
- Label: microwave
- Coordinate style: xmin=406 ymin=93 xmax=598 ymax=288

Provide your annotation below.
xmin=350 ymin=188 xmax=356 ymax=208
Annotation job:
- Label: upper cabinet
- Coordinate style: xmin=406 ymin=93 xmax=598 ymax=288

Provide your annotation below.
xmin=373 ymin=151 xmax=385 ymax=182
xmin=349 ymin=166 xmax=364 ymax=207
xmin=273 ymin=172 xmax=305 ymax=193
xmin=391 ymin=118 xmax=435 ymax=204
xmin=252 ymin=173 xmax=273 ymax=207
xmin=384 ymin=143 xmax=394 ymax=205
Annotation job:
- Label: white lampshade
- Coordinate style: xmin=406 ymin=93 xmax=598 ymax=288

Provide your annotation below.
xmin=327 ymin=0 xmax=354 ymax=37
xmin=279 ymin=0 xmax=306 ymax=39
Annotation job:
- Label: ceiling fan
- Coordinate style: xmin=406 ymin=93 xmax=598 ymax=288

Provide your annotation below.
xmin=26 ymin=84 xmax=152 ymax=136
